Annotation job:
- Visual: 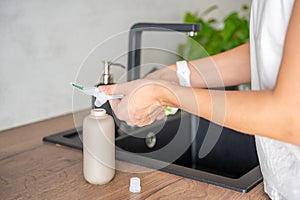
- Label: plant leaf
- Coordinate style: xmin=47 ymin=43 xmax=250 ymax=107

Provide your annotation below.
xmin=181 ymin=5 xmax=250 ymax=59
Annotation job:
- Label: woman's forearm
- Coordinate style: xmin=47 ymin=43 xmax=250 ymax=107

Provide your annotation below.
xmin=158 ymin=83 xmax=299 ymax=146
xmin=147 ymin=43 xmax=251 ymax=88
xmin=189 ymin=42 xmax=251 ymax=88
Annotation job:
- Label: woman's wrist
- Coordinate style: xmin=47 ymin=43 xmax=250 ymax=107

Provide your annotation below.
xmin=152 ymin=80 xmax=179 ymax=108
xmin=145 ymin=64 xmax=179 ymax=84
xmin=150 ymin=60 xmax=192 ymax=111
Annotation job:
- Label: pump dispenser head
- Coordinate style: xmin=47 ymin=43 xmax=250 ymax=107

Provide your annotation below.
xmin=100 ymin=61 xmax=126 ymax=85
xmin=100 ymin=61 xmax=113 ymax=85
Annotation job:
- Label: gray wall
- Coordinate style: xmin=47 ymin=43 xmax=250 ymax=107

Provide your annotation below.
xmin=0 ymin=0 xmax=250 ymax=131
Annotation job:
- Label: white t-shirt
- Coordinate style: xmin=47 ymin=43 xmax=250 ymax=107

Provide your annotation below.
xmin=250 ymin=0 xmax=300 ymax=199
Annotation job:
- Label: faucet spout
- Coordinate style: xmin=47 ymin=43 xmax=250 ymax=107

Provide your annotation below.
xmin=127 ymin=23 xmax=201 ymax=81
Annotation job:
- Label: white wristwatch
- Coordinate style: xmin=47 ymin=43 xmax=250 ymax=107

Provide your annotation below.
xmin=176 ymin=60 xmax=191 ymax=87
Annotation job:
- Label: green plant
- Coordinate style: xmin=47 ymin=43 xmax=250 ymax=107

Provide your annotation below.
xmin=178 ymin=5 xmax=250 ymax=60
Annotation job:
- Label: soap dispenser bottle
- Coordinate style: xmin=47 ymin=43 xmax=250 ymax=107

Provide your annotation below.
xmin=83 ymin=108 xmax=115 ymax=184
xmin=92 ymin=61 xmax=125 ymax=116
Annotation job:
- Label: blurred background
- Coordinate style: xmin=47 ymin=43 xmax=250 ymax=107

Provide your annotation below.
xmin=0 ymin=0 xmax=250 ymax=131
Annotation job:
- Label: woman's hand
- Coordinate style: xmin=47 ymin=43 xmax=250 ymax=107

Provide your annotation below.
xmin=99 ymin=79 xmax=170 ymax=127
xmin=145 ymin=64 xmax=179 ymax=85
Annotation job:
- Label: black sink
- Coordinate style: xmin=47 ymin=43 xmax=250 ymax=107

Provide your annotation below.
xmin=43 ymin=110 xmax=262 ymax=193
xmin=115 ymin=111 xmax=262 ymax=192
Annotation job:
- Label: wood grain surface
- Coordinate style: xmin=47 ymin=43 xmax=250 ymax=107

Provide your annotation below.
xmin=0 ymin=113 xmax=270 ymax=200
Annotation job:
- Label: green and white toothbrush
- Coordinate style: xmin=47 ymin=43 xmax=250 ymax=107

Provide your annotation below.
xmin=70 ymin=82 xmax=124 ymax=107
xmin=71 ymin=82 xmax=177 ymax=115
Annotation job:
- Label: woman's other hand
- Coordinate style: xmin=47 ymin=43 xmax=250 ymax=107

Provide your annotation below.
xmin=99 ymin=79 xmax=170 ymax=127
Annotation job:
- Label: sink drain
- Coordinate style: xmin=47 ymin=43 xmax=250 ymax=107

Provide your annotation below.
xmin=145 ymin=132 xmax=156 ymax=148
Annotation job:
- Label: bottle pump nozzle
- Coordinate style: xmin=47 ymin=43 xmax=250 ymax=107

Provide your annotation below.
xmin=100 ymin=61 xmax=126 ymax=85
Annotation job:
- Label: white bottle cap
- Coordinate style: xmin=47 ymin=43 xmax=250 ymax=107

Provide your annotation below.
xmin=129 ymin=177 xmax=141 ymax=193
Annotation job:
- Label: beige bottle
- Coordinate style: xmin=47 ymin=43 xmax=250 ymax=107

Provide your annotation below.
xmin=83 ymin=108 xmax=115 ymax=184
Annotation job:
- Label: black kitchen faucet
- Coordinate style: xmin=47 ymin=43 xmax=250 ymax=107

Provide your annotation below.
xmin=127 ymin=23 xmax=201 ymax=81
